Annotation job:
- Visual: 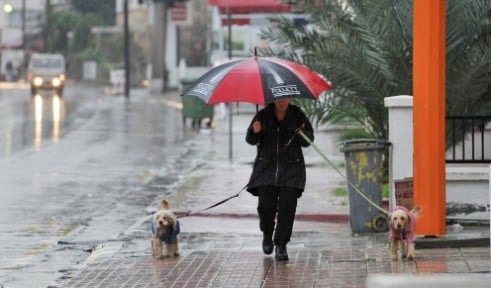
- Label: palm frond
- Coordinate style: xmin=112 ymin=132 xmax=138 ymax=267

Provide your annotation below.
xmin=263 ymin=0 xmax=491 ymax=140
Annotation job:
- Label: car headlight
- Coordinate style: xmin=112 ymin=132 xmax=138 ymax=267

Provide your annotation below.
xmin=33 ymin=77 xmax=43 ymax=87
xmin=52 ymin=77 xmax=61 ymax=87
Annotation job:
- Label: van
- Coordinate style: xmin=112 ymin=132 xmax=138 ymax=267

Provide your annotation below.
xmin=27 ymin=53 xmax=66 ymax=95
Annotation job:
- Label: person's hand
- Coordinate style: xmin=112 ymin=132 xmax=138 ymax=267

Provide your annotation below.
xmin=294 ymin=123 xmax=305 ymax=133
xmin=252 ymin=120 xmax=262 ymax=134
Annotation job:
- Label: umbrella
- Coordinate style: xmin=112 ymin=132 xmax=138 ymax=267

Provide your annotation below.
xmin=181 ymin=56 xmax=331 ymax=106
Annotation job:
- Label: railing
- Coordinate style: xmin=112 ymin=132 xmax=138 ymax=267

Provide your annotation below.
xmin=446 ymin=116 xmax=491 ymax=163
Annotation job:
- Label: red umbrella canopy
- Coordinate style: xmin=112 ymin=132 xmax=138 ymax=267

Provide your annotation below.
xmin=181 ymin=57 xmax=332 ymax=106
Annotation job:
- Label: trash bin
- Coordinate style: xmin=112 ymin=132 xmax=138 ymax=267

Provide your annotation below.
xmin=339 ymin=139 xmax=391 ymax=233
xmin=180 ymin=78 xmax=214 ymax=128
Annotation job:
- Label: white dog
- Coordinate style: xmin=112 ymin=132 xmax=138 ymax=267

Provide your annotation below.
xmin=388 ymin=206 xmax=421 ymax=261
xmin=150 ymin=199 xmax=180 ymax=259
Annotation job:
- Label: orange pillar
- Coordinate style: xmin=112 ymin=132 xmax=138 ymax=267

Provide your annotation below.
xmin=413 ymin=0 xmax=446 ymax=236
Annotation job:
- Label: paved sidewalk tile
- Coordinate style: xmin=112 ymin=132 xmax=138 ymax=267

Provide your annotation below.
xmin=61 ymin=225 xmax=490 ymax=288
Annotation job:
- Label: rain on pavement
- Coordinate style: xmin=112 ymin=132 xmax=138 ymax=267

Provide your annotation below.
xmin=0 ymin=83 xmax=202 ymax=287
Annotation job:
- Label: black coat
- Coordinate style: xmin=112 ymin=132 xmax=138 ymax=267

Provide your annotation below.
xmin=245 ymin=103 xmax=314 ymax=196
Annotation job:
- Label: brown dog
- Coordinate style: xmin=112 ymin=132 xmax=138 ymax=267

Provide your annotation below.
xmin=150 ymin=199 xmax=180 ymax=259
xmin=388 ymin=206 xmax=421 ymax=261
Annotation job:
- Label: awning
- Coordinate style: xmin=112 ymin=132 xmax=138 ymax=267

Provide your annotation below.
xmin=209 ymin=0 xmax=293 ymax=14
xmin=221 ymin=17 xmax=250 ymax=26
xmin=219 ymin=15 xmax=309 ymax=26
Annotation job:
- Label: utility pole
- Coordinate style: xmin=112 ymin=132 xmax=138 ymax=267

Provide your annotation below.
xmin=161 ymin=1 xmax=169 ymax=92
xmin=45 ymin=0 xmax=50 ymax=51
xmin=21 ymin=0 xmax=25 ymax=51
xmin=124 ymin=0 xmax=130 ymax=98
xmin=21 ymin=0 xmax=26 ymax=78
xmin=227 ymin=5 xmax=233 ymax=161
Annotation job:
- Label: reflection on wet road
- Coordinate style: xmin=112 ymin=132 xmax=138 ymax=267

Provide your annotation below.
xmin=0 ymin=87 xmax=76 ymax=157
xmin=32 ymin=94 xmax=66 ymax=150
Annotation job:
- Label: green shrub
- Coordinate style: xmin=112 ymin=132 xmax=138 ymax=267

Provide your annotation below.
xmin=338 ymin=128 xmax=376 ymax=142
xmin=333 ymin=187 xmax=347 ymax=197
xmin=380 ymin=182 xmax=389 ymax=199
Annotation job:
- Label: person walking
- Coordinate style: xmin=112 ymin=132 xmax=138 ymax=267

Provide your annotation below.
xmin=5 ymin=60 xmax=14 ymax=82
xmin=245 ymin=98 xmax=314 ymax=261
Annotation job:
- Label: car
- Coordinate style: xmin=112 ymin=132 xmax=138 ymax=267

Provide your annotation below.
xmin=27 ymin=53 xmax=66 ymax=96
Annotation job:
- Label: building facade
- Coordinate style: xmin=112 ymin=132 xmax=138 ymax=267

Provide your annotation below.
xmin=0 ymin=0 xmax=67 ymax=80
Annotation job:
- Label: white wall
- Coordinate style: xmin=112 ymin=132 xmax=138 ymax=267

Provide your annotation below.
xmin=115 ymin=0 xmax=144 ymax=13
xmin=0 ymin=0 xmax=47 ymax=45
xmin=384 ymin=95 xmax=413 ymax=181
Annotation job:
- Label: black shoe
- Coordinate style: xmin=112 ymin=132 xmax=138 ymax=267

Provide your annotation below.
xmin=275 ymin=245 xmax=289 ymax=261
xmin=262 ymin=234 xmax=273 ymax=255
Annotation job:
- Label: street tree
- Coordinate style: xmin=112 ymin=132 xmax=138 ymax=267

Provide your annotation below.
xmin=69 ymin=0 xmax=115 ymax=25
xmin=43 ymin=10 xmax=104 ymax=54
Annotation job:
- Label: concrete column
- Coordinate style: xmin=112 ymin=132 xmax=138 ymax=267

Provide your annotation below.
xmin=166 ymin=21 xmax=178 ymax=88
xmin=385 ymin=96 xmax=413 ymax=211
xmin=384 ymin=96 xmax=413 ymax=181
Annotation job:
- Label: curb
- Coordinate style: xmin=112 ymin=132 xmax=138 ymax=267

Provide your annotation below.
xmin=416 ymin=236 xmax=490 ymax=249
xmin=175 ymin=211 xmax=350 ymax=223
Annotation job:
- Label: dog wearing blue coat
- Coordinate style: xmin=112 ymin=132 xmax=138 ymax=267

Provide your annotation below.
xmin=150 ymin=199 xmax=180 ymax=259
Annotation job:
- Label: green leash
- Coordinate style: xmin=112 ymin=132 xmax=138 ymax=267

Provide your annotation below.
xmin=298 ymin=130 xmax=390 ymax=216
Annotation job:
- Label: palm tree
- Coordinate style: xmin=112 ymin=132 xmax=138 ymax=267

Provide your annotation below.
xmin=259 ymin=0 xmax=490 ymax=141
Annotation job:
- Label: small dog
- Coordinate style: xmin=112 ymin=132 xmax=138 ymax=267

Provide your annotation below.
xmin=150 ymin=199 xmax=180 ymax=259
xmin=388 ymin=206 xmax=421 ymax=261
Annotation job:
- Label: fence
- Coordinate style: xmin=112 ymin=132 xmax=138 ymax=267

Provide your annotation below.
xmin=446 ymin=116 xmax=491 ymax=163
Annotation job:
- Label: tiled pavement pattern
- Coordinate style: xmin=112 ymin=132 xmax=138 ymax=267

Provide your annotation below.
xmin=62 ymin=230 xmax=490 ymax=288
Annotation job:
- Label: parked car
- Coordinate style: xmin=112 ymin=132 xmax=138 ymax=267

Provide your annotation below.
xmin=27 ymin=53 xmax=66 ymax=96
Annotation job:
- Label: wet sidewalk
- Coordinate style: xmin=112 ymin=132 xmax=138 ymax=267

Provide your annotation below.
xmin=59 ymin=91 xmax=490 ymax=288
xmin=61 ymin=224 xmax=490 ymax=287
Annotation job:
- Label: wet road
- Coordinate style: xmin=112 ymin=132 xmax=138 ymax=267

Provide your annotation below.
xmin=0 ymin=83 xmax=194 ymax=287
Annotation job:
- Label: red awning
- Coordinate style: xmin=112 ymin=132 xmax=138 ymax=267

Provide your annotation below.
xmin=209 ymin=0 xmax=293 ymax=14
xmin=221 ymin=17 xmax=250 ymax=26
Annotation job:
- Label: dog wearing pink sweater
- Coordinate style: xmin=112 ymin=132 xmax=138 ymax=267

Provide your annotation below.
xmin=388 ymin=206 xmax=421 ymax=261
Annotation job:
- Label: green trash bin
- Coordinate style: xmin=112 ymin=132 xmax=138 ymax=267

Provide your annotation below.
xmin=180 ymin=78 xmax=214 ymax=127
xmin=339 ymin=139 xmax=391 ymax=233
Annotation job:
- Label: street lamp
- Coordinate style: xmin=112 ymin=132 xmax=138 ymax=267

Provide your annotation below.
xmin=3 ymin=4 xmax=13 ymax=13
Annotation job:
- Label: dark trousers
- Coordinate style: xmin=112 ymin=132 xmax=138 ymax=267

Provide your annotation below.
xmin=257 ymin=186 xmax=299 ymax=246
